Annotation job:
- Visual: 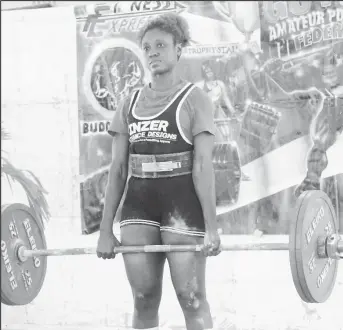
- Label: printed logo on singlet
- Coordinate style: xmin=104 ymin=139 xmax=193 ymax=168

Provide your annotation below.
xmin=128 ymin=119 xmax=177 ymax=144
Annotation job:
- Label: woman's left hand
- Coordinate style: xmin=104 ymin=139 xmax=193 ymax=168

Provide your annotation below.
xmin=203 ymin=230 xmax=221 ymax=257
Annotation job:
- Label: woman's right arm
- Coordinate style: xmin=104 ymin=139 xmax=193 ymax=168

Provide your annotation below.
xmin=99 ymin=132 xmax=129 ymax=233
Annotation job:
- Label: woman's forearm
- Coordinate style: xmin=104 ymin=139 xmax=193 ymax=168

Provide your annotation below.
xmin=192 ymin=159 xmax=217 ymax=232
xmin=100 ymin=163 xmax=128 ymax=233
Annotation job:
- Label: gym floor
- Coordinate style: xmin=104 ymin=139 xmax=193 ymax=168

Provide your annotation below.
xmin=2 ymin=229 xmax=343 ymax=330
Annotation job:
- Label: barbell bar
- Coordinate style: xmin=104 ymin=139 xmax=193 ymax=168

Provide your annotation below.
xmin=1 ymin=190 xmax=342 ymax=307
xmin=17 ymin=242 xmax=291 ymax=260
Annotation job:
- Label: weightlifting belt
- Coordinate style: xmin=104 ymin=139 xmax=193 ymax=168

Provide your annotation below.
xmin=130 ymin=151 xmax=193 ymax=178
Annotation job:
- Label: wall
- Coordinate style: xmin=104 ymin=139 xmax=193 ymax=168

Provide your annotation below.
xmin=1 ymin=5 xmax=81 ymax=233
xmin=1 ymin=5 xmax=343 ymax=330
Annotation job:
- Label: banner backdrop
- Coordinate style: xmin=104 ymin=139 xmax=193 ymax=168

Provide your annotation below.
xmin=75 ymin=1 xmax=342 ymax=235
xmin=242 ymin=0 xmax=342 ymax=234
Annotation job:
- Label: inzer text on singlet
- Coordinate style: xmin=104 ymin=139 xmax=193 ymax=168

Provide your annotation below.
xmin=128 ymin=120 xmax=177 ymax=143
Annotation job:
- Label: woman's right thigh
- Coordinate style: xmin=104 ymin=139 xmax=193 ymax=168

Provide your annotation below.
xmin=120 ymin=225 xmax=166 ymax=296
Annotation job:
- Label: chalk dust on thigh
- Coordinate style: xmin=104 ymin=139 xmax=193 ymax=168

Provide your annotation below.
xmin=162 ymin=207 xmax=205 ymax=236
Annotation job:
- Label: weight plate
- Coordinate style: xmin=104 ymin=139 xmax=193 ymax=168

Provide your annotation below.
xmin=1 ymin=203 xmax=47 ymax=306
xmin=1 ymin=205 xmax=15 ymax=306
xmin=289 ymin=190 xmax=339 ymax=303
xmin=213 ymin=142 xmax=241 ymax=206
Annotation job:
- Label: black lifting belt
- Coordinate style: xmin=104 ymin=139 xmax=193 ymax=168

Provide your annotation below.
xmin=130 ymin=151 xmax=193 ymax=179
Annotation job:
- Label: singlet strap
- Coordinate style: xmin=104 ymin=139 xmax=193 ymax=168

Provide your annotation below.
xmin=128 ymin=89 xmax=141 ymax=114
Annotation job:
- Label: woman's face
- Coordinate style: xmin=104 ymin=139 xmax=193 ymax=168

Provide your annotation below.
xmin=141 ymin=28 xmax=180 ymax=76
xmin=202 ymin=65 xmax=214 ymax=80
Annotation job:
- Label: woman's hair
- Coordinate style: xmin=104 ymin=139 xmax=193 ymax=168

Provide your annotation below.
xmin=137 ymin=13 xmax=191 ymax=47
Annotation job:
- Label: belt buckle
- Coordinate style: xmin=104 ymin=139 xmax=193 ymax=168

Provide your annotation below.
xmin=142 ymin=161 xmax=181 ymax=173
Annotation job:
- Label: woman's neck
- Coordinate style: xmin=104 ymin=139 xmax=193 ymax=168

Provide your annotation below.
xmin=149 ymin=71 xmax=181 ymax=91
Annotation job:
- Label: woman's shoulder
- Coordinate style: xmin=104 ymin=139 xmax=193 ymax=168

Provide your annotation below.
xmin=115 ymin=89 xmax=141 ymax=115
xmin=125 ymin=86 xmax=145 ymax=104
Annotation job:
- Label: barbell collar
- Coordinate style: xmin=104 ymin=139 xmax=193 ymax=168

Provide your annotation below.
xmin=17 ymin=245 xmax=28 ymax=263
xmin=317 ymin=236 xmax=327 ymax=259
xmin=326 ymin=234 xmax=342 ymax=260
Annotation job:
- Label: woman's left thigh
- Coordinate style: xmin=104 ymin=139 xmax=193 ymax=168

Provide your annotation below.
xmin=161 ymin=232 xmax=207 ymax=296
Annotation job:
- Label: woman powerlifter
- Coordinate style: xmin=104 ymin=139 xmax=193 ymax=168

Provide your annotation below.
xmin=96 ymin=13 xmax=222 ymax=330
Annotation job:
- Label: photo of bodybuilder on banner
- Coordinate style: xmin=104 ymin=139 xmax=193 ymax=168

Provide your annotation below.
xmin=238 ymin=1 xmax=343 ymax=234
xmin=90 ymin=51 xmax=145 ymax=112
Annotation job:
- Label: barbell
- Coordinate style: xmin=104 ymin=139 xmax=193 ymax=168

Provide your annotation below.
xmin=1 ymin=190 xmax=342 ymax=306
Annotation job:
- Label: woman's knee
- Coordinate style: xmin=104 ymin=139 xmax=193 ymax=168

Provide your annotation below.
xmin=176 ymin=290 xmax=206 ymax=313
xmin=133 ymin=290 xmax=161 ymax=314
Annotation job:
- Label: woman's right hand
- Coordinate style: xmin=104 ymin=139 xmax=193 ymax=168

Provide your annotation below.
xmin=96 ymin=230 xmax=121 ymax=259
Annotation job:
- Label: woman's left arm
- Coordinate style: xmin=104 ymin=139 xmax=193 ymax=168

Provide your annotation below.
xmin=186 ymin=86 xmax=221 ymax=256
xmin=192 ymin=132 xmax=221 ymax=256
